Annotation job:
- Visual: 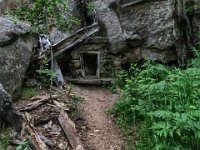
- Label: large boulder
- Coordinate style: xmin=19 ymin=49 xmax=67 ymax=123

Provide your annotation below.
xmin=0 ymin=82 xmax=11 ymax=123
xmin=92 ymin=0 xmax=200 ymax=64
xmin=92 ymin=0 xmax=177 ymax=62
xmin=0 ymin=17 xmax=37 ymax=99
xmin=92 ymin=0 xmax=127 ymax=54
xmin=0 ymin=82 xmax=22 ymax=132
xmin=188 ymin=0 xmax=200 ymax=42
xmin=121 ymin=0 xmax=177 ymax=63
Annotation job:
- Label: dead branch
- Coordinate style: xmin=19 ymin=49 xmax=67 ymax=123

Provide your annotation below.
xmin=53 ymin=100 xmax=71 ymax=111
xmin=19 ymin=95 xmax=58 ymax=111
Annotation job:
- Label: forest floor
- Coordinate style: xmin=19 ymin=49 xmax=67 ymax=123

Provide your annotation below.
xmin=12 ymin=84 xmax=124 ymax=150
xmin=72 ymin=85 xmax=125 ymax=150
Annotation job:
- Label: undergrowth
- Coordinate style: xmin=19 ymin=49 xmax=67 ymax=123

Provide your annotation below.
xmin=21 ymin=87 xmax=38 ymax=99
xmin=16 ymin=139 xmax=30 ymax=150
xmin=110 ymin=48 xmax=200 ymax=149
xmin=0 ymin=128 xmax=11 ymax=150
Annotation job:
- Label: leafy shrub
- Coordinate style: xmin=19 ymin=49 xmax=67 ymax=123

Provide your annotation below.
xmin=8 ymin=0 xmax=79 ymax=33
xmin=86 ymin=2 xmax=95 ymax=16
xmin=16 ymin=139 xmax=30 ymax=150
xmin=36 ymin=57 xmax=57 ymax=86
xmin=111 ymin=60 xmax=200 ymax=149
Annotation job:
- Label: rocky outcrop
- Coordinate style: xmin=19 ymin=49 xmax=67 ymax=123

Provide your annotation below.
xmin=91 ymin=0 xmax=200 ymax=64
xmin=0 ymin=82 xmax=22 ymax=132
xmin=0 ymin=17 xmax=37 ymax=99
xmin=188 ymin=0 xmax=200 ymax=42
xmin=121 ymin=0 xmax=177 ymax=63
xmin=93 ymin=0 xmax=127 ymax=54
xmin=92 ymin=0 xmax=177 ymax=63
xmin=0 ymin=82 xmax=11 ymax=123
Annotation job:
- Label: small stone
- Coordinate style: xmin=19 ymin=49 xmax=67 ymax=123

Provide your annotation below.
xmin=58 ymin=142 xmax=68 ymax=150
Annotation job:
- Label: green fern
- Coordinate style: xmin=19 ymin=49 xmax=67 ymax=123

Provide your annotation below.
xmin=111 ymin=59 xmax=200 ymax=149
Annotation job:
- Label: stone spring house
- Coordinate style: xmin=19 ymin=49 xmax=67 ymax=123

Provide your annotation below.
xmin=55 ymin=0 xmax=200 ymax=84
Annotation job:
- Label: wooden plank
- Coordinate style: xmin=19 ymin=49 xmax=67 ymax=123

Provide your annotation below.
xmin=52 ymin=26 xmax=99 ymax=59
xmin=52 ymin=23 xmax=98 ymax=50
xmin=121 ymin=0 xmax=145 ymax=8
xmin=58 ymin=110 xmax=84 ymax=150
xmin=65 ymin=78 xmax=113 ymax=85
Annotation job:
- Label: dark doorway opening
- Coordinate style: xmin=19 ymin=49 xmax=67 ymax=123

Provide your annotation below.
xmin=81 ymin=52 xmax=100 ymax=78
xmin=121 ymin=62 xmax=131 ymax=71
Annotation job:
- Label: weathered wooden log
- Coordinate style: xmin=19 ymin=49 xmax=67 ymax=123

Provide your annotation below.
xmin=34 ymin=115 xmax=52 ymax=126
xmin=23 ymin=112 xmax=48 ymax=150
xmin=53 ymin=100 xmax=71 ymax=111
xmin=19 ymin=95 xmax=58 ymax=111
xmin=65 ymin=78 xmax=113 ymax=85
xmin=58 ymin=110 xmax=84 ymax=150
xmin=121 ymin=0 xmax=145 ymax=8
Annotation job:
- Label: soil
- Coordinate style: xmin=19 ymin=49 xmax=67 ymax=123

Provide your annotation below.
xmin=72 ymin=85 xmax=125 ymax=150
xmin=12 ymin=85 xmax=124 ymax=150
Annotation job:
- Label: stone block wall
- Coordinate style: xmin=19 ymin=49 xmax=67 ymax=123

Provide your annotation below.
xmin=68 ymin=36 xmax=114 ymax=78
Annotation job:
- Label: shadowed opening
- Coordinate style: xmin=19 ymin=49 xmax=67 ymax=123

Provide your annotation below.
xmin=83 ymin=53 xmax=98 ymax=76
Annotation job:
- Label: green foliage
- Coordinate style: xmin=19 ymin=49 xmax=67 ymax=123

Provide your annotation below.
xmin=21 ymin=87 xmax=38 ymax=99
xmin=189 ymin=44 xmax=200 ymax=68
xmin=66 ymin=84 xmax=82 ymax=120
xmin=86 ymin=2 xmax=95 ymax=16
xmin=186 ymin=1 xmax=200 ymax=14
xmin=16 ymin=139 xmax=30 ymax=150
xmin=111 ymin=54 xmax=200 ymax=149
xmin=112 ymin=64 xmax=139 ymax=91
xmin=0 ymin=128 xmax=11 ymax=150
xmin=36 ymin=57 xmax=57 ymax=86
xmin=9 ymin=0 xmax=79 ymax=33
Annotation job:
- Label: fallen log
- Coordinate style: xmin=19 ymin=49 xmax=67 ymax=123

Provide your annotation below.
xmin=58 ymin=110 xmax=84 ymax=150
xmin=23 ymin=112 xmax=48 ymax=150
xmin=53 ymin=100 xmax=71 ymax=111
xmin=19 ymin=95 xmax=58 ymax=111
xmin=34 ymin=115 xmax=52 ymax=126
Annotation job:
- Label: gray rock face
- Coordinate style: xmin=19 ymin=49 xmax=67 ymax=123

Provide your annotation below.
xmin=0 ymin=82 xmax=22 ymax=132
xmin=92 ymin=0 xmax=127 ymax=54
xmin=121 ymin=1 xmax=174 ymax=50
xmin=0 ymin=82 xmax=11 ymax=117
xmin=121 ymin=0 xmax=176 ymax=63
xmin=50 ymin=28 xmax=70 ymax=45
xmin=0 ymin=17 xmax=37 ymax=98
xmin=92 ymin=0 xmax=177 ymax=62
xmin=189 ymin=0 xmax=200 ymax=43
xmin=92 ymin=0 xmax=200 ymax=64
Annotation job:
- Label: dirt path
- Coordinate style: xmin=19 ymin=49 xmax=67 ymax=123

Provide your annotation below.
xmin=72 ymin=85 xmax=124 ymax=150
